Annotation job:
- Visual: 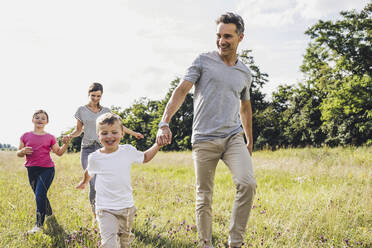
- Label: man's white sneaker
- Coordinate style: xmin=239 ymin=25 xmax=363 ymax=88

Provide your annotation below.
xmin=28 ymin=225 xmax=42 ymax=234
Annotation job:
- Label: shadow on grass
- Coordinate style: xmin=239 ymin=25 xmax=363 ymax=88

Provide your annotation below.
xmin=44 ymin=215 xmax=68 ymax=248
xmin=44 ymin=217 xmax=101 ymax=247
xmin=133 ymin=229 xmax=198 ymax=248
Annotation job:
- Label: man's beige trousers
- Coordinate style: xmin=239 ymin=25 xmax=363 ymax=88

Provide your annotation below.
xmin=192 ymin=132 xmax=256 ymax=247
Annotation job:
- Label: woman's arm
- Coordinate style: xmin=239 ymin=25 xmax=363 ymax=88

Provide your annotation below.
xmin=123 ymin=126 xmax=144 ymax=139
xmin=62 ymin=119 xmax=83 ymax=143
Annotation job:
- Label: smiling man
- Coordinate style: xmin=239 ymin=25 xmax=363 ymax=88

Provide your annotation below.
xmin=156 ymin=12 xmax=256 ymax=248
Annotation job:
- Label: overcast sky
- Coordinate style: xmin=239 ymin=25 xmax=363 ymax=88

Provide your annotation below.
xmin=1 ymin=0 xmax=368 ymax=147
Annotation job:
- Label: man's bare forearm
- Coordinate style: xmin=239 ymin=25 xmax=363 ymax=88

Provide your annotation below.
xmin=161 ymin=81 xmax=193 ymax=123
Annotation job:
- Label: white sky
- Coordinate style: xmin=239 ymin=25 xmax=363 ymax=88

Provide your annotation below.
xmin=1 ymin=0 xmax=368 ymax=147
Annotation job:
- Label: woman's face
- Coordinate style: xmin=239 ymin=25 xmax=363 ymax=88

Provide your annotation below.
xmin=89 ymin=90 xmax=102 ymax=105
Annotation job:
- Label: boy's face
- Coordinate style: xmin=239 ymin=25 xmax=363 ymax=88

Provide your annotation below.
xmin=97 ymin=121 xmax=124 ymax=151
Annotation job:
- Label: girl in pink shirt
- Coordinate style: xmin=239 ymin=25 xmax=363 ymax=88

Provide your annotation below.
xmin=17 ymin=110 xmax=71 ymax=234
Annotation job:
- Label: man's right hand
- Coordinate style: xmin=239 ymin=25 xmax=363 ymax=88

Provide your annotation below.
xmin=156 ymin=126 xmax=172 ymax=146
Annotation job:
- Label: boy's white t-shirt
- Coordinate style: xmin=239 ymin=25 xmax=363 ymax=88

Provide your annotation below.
xmin=86 ymin=144 xmax=144 ymax=211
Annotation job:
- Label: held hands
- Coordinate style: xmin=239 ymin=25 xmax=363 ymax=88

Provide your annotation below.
xmin=62 ymin=135 xmax=72 ymax=144
xmin=156 ymin=126 xmax=172 ymax=146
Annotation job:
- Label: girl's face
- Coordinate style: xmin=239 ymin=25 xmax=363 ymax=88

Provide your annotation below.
xmin=89 ymin=90 xmax=102 ymax=105
xmin=32 ymin=113 xmax=48 ymax=129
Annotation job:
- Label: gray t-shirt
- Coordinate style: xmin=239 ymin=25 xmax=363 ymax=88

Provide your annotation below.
xmin=183 ymin=51 xmax=252 ymax=144
xmin=74 ymin=105 xmax=111 ymax=147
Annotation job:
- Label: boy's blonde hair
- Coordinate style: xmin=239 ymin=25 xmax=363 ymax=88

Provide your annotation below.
xmin=96 ymin=113 xmax=123 ymax=132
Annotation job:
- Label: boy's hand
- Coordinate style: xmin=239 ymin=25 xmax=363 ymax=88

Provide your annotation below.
xmin=76 ymin=181 xmax=87 ymax=190
xmin=134 ymin=132 xmax=144 ymax=139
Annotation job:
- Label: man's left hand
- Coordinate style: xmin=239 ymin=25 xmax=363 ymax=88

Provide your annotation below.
xmin=247 ymin=143 xmax=253 ymax=156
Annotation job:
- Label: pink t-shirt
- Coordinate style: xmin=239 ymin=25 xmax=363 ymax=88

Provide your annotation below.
xmin=20 ymin=132 xmax=57 ymax=167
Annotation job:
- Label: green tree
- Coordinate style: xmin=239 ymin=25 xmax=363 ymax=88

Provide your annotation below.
xmin=239 ymin=50 xmax=270 ymax=145
xmin=282 ymin=83 xmax=326 ymax=147
xmin=320 ymin=75 xmax=372 ymax=145
xmin=300 ymin=3 xmax=372 ymax=146
xmin=305 ymin=3 xmax=372 ymax=77
xmin=117 ymin=98 xmax=160 ymax=151
xmin=255 ymin=85 xmax=296 ymax=150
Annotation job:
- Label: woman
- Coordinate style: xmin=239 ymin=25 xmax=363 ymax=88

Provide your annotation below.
xmin=63 ymin=82 xmax=143 ymax=218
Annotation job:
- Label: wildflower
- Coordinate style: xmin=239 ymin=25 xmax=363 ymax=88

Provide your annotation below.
xmin=319 ymin=235 xmax=327 ymax=242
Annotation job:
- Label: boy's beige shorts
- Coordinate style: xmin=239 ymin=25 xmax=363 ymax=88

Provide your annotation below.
xmin=96 ymin=206 xmax=137 ymax=248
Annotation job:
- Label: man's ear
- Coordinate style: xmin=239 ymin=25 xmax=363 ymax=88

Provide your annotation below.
xmin=239 ymin=32 xmax=244 ymax=42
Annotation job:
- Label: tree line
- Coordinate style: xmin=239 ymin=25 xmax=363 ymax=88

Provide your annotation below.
xmin=61 ymin=4 xmax=371 ymax=152
xmin=0 ymin=143 xmax=17 ymax=151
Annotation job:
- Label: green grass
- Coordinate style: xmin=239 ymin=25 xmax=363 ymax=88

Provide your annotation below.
xmin=0 ymin=147 xmax=371 ymax=247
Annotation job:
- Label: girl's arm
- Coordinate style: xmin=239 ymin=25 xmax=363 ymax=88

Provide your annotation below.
xmin=16 ymin=141 xmax=32 ymax=157
xmin=123 ymin=126 xmax=144 ymax=139
xmin=51 ymin=140 xmax=70 ymax=156
xmin=143 ymin=143 xmax=161 ymax=163
xmin=76 ymin=170 xmax=91 ymax=189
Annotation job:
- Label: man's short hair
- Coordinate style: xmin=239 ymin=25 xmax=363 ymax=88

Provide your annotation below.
xmin=216 ymin=12 xmax=245 ymax=35
xmin=96 ymin=113 xmax=123 ymax=132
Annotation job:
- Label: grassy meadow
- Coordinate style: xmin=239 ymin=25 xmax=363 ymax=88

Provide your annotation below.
xmin=0 ymin=147 xmax=371 ymax=247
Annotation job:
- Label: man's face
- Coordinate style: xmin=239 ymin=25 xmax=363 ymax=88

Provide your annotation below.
xmin=216 ymin=23 xmax=244 ymax=57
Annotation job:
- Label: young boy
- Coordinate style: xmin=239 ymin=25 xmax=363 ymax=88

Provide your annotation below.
xmin=76 ymin=113 xmax=160 ymax=248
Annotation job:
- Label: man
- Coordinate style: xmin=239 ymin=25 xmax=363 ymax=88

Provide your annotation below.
xmin=156 ymin=12 xmax=256 ymax=248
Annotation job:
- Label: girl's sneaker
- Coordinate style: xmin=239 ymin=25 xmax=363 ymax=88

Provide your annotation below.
xmin=28 ymin=225 xmax=42 ymax=234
